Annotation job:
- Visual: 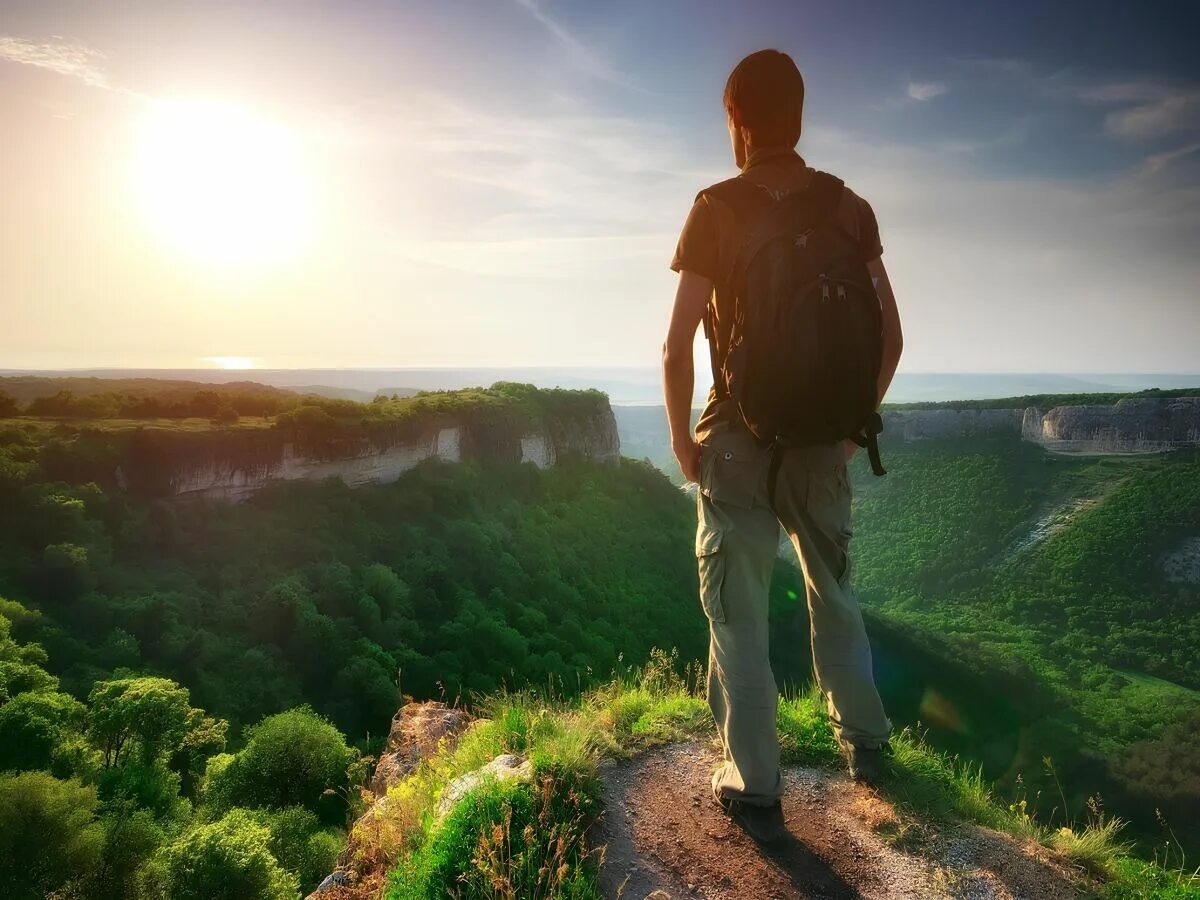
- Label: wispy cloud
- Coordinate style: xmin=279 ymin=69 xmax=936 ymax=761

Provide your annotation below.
xmin=1139 ymin=140 xmax=1200 ymax=177
xmin=511 ymin=0 xmax=640 ymax=91
xmin=963 ymin=60 xmax=1200 ymax=142
xmin=0 ymin=36 xmax=109 ymax=88
xmin=907 ymin=81 xmax=948 ymax=102
xmin=1093 ymin=86 xmax=1200 ymax=140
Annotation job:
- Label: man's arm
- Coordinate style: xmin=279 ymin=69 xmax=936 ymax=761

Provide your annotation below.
xmin=843 ymin=257 xmax=903 ymax=461
xmin=867 ymin=256 xmax=903 ymax=404
xmin=662 ymin=270 xmax=713 ymax=483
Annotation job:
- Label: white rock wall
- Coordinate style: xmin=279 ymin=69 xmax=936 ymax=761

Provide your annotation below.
xmin=173 ymin=427 xmax=465 ymax=501
xmin=519 ymin=433 xmax=555 ymax=468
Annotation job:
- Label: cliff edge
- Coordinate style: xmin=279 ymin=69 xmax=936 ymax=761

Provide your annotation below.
xmin=888 ymin=395 xmax=1200 ymax=454
xmin=38 ymin=383 xmax=622 ymax=501
xmin=308 ymin=683 xmax=1180 ymax=899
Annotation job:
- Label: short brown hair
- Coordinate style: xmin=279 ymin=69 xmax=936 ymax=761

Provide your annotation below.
xmin=723 ymin=49 xmax=805 ymax=147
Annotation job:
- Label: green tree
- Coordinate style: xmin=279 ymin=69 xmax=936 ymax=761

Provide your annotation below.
xmin=0 ymin=690 xmax=86 ymax=774
xmin=140 ymin=809 xmax=299 ymax=900
xmin=0 ymin=772 xmax=104 ymax=900
xmin=203 ymin=707 xmax=354 ymax=825
xmin=88 ymin=676 xmax=194 ymax=768
xmin=85 ymin=803 xmax=165 ymax=900
xmin=0 ymin=603 xmax=59 ymax=702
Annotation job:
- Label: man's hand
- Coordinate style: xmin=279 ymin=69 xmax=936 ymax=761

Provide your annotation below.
xmin=674 ymin=437 xmax=702 ymax=483
xmin=842 ymin=439 xmax=859 ymax=462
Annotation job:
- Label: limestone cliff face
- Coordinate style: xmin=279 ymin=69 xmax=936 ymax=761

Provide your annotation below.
xmin=1021 ymin=397 xmax=1200 ymax=454
xmin=110 ymin=400 xmax=621 ymax=502
xmin=886 ymin=396 xmax=1200 ymax=454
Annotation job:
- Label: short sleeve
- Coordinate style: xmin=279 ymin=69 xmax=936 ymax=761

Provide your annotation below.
xmin=670 ymin=195 xmax=719 ymax=279
xmin=841 ymin=188 xmax=883 ymax=260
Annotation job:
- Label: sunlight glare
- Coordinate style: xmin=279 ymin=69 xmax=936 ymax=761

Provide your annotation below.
xmin=133 ymin=99 xmax=313 ymax=266
xmin=206 ymin=356 xmax=257 ymax=369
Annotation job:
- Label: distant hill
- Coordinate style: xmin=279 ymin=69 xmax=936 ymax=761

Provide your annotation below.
xmin=288 ymin=385 xmax=419 ymax=402
xmin=0 ymin=374 xmax=292 ymax=405
xmin=6 ymin=368 xmax=1199 ymax=405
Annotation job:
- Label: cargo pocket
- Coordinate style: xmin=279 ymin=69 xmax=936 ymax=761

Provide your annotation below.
xmin=700 ymin=437 xmax=765 ymax=509
xmin=695 ymin=522 xmax=727 ymax=624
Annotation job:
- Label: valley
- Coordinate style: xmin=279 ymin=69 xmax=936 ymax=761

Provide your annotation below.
xmin=0 ymin=377 xmax=1197 ymax=898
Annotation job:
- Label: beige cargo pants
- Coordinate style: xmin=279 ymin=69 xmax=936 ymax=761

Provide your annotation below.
xmin=697 ymin=428 xmax=891 ymax=806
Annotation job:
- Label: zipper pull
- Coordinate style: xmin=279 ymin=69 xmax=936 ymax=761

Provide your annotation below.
xmin=837 ymin=284 xmax=847 ymax=302
xmin=820 ymin=274 xmax=830 ymax=303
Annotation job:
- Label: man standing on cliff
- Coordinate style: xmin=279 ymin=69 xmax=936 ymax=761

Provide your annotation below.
xmin=661 ymin=49 xmax=904 ymax=842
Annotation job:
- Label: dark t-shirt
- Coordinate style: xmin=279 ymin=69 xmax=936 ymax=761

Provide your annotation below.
xmin=671 ymin=147 xmax=884 ymax=438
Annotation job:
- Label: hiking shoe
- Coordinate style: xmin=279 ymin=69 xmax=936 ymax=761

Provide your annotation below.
xmin=715 ymin=796 xmax=787 ymax=843
xmin=842 ymin=741 xmax=891 ymax=786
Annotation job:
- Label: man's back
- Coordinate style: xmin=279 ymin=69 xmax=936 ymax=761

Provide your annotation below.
xmin=670 ymin=147 xmax=885 ymax=440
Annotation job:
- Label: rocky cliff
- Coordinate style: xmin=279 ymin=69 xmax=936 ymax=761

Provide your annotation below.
xmin=886 ymin=396 xmax=1200 ymax=454
xmin=1021 ymin=397 xmax=1200 ymax=454
xmin=51 ymin=386 xmax=621 ymax=502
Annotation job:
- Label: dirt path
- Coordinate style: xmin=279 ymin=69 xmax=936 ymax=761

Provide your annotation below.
xmin=592 ymin=742 xmax=1086 ymax=900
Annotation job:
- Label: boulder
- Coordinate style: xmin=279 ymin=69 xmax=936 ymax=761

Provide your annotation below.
xmin=370 ymin=701 xmax=470 ymax=796
xmin=437 ymin=753 xmax=534 ymax=818
xmin=309 ymin=870 xmax=352 ymax=894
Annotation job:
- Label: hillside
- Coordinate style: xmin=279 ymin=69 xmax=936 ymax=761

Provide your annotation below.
xmin=0 ymin=381 xmax=619 ymax=500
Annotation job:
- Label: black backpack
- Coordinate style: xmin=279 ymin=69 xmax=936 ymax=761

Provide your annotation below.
xmin=703 ymin=170 xmax=887 ymax=480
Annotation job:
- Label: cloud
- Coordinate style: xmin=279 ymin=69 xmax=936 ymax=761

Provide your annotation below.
xmin=965 ymin=61 xmax=1200 ymax=141
xmin=797 ymin=122 xmax=1200 ymax=373
xmin=0 ymin=36 xmax=109 ymax=88
xmin=511 ymin=0 xmax=641 ymax=91
xmin=357 ymin=90 xmax=706 ymax=243
xmin=1139 ymin=140 xmax=1200 ymax=177
xmin=1099 ymin=89 xmax=1200 ymax=140
xmin=907 ymin=81 xmax=948 ymax=102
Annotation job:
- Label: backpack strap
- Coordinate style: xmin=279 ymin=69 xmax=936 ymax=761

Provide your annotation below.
xmin=694 ymin=179 xmax=768 ymax=399
xmin=849 ymin=412 xmax=887 ymax=476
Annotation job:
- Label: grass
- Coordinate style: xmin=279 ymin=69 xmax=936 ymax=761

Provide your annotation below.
xmin=372 ymin=651 xmax=1199 ymax=900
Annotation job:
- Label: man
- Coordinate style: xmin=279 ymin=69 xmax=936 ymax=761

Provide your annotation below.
xmin=662 ymin=49 xmax=904 ymax=843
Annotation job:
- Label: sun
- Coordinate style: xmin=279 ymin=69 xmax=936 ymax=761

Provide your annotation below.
xmin=132 ymin=99 xmax=313 ymax=266
xmin=206 ymin=356 xmax=257 ymax=369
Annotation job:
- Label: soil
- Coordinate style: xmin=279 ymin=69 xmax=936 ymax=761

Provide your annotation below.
xmin=592 ymin=742 xmax=1088 ymax=900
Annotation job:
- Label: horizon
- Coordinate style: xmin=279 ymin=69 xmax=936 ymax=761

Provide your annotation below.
xmin=5 ymin=366 xmax=1199 ymax=407
xmin=3 ymin=0 xmax=1199 ymax=372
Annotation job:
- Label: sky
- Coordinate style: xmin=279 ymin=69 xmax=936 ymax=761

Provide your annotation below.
xmin=2 ymin=0 xmax=1199 ymax=373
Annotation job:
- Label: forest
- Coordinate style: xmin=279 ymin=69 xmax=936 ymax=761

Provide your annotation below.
xmin=847 ymin=438 xmax=1200 ymax=854
xmin=0 ymin=381 xmax=1197 ymax=897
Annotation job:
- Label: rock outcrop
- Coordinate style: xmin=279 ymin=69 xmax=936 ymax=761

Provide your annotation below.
xmin=436 ymin=753 xmax=533 ymax=817
xmin=370 ymin=702 xmax=471 ymax=798
xmin=1021 ymin=397 xmax=1200 ymax=454
xmin=886 ymin=396 xmax=1200 ymax=454
xmin=86 ymin=391 xmax=623 ymax=502
xmin=308 ymin=700 xmax=472 ymax=899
